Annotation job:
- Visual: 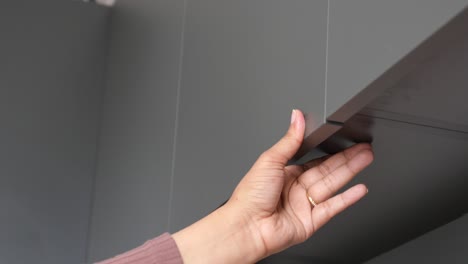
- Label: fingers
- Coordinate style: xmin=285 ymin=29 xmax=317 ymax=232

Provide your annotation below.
xmin=301 ymin=143 xmax=372 ymax=185
xmin=301 ymin=155 xmax=331 ymax=171
xmin=257 ymin=109 xmax=305 ymax=167
xmin=311 ymin=184 xmax=368 ymax=230
xmin=315 ymin=143 xmax=371 ymax=172
xmin=285 ymin=155 xmax=330 ymax=177
xmin=306 ymin=149 xmax=373 ymax=204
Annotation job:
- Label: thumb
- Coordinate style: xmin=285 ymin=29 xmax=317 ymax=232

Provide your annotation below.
xmin=258 ymin=109 xmax=305 ymax=166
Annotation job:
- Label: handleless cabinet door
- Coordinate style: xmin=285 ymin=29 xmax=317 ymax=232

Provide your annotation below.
xmin=325 ymin=0 xmax=468 ymax=123
xmin=170 ymin=0 xmax=329 ymax=231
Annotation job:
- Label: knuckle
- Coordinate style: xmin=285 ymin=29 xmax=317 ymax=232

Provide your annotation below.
xmin=259 ymin=151 xmax=270 ymax=162
xmin=321 ymin=175 xmax=335 ymax=194
xmin=259 ymin=149 xmax=277 ymax=163
xmin=258 ymin=150 xmax=286 ymax=168
xmin=342 ymin=150 xmax=353 ymax=161
xmin=344 ymin=162 xmax=358 ymax=175
xmin=317 ymin=163 xmax=332 ymax=177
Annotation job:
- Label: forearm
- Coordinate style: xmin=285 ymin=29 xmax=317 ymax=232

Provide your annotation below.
xmin=172 ymin=203 xmax=265 ymax=264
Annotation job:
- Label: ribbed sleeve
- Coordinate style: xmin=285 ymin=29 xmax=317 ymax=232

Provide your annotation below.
xmin=96 ymin=233 xmax=183 ymax=264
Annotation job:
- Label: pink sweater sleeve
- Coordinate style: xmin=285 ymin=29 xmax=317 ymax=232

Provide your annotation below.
xmin=96 ymin=233 xmax=183 ymax=264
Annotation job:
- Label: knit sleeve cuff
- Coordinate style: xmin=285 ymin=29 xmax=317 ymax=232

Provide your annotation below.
xmin=96 ymin=233 xmax=183 ymax=264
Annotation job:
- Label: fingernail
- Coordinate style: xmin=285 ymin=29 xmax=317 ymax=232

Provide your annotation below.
xmin=366 ymin=188 xmax=369 ymax=194
xmin=290 ymin=109 xmax=297 ymax=124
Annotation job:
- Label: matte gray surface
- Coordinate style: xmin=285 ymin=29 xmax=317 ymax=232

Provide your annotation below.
xmin=366 ymin=213 xmax=468 ymax=263
xmin=170 ymin=0 xmax=328 ymax=232
xmin=326 ymin=0 xmax=468 ymax=122
xmin=364 ymin=30 xmax=468 ymax=133
xmin=84 ymin=1 xmax=468 ymax=263
xmin=0 ymin=1 xmax=109 ymax=263
xmin=279 ymin=115 xmax=468 ymax=263
xmin=88 ymin=0 xmax=185 ymax=262
xmin=266 ymin=16 xmax=468 ymax=262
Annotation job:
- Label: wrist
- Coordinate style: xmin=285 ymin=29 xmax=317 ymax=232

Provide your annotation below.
xmin=172 ymin=203 xmax=265 ymax=264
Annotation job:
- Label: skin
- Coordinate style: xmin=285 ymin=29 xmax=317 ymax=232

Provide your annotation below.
xmin=173 ymin=109 xmax=374 ymax=263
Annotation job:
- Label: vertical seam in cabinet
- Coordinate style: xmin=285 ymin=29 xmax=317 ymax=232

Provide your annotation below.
xmin=84 ymin=9 xmax=113 ymax=263
xmin=324 ymin=0 xmax=330 ymax=122
xmin=168 ymin=0 xmax=188 ymax=232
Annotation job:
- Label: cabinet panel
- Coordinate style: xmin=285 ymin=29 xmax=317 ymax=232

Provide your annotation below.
xmin=285 ymin=114 xmax=468 ymax=263
xmin=326 ymin=0 xmax=468 ymax=123
xmin=88 ymin=0 xmax=185 ymax=261
xmin=365 ymin=214 xmax=468 ymax=264
xmin=171 ymin=0 xmax=328 ymax=231
xmin=364 ymin=31 xmax=468 ymax=133
xmin=0 ymin=1 xmax=109 ymax=264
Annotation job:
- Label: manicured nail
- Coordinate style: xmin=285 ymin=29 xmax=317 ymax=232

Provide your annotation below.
xmin=291 ymin=109 xmax=297 ymax=124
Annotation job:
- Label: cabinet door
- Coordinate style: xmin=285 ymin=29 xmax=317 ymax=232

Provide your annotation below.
xmin=0 ymin=1 xmax=109 ymax=263
xmin=326 ymin=0 xmax=468 ymax=123
xmin=170 ymin=0 xmax=329 ymax=231
xmin=88 ymin=0 xmax=186 ymax=261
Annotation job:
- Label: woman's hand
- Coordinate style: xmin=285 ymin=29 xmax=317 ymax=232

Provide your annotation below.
xmin=228 ymin=109 xmax=373 ymax=258
xmin=173 ymin=110 xmax=373 ymax=264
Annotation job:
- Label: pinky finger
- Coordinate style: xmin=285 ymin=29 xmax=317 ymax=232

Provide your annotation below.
xmin=311 ymin=184 xmax=368 ymax=231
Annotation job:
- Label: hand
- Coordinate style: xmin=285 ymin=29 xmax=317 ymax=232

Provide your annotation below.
xmin=228 ymin=109 xmax=373 ymax=258
xmin=173 ymin=109 xmax=373 ymax=264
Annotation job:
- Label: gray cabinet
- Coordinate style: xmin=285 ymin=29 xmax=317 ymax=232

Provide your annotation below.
xmin=89 ymin=0 xmax=468 ymax=262
xmin=5 ymin=1 xmax=468 ymax=263
xmin=170 ymin=0 xmax=330 ymax=231
xmin=326 ymin=0 xmax=468 ymax=123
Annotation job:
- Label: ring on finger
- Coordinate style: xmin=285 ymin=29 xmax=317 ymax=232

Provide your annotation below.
xmin=307 ymin=194 xmax=318 ymax=207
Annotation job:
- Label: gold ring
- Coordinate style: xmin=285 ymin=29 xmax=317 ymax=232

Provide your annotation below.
xmin=307 ymin=195 xmax=318 ymax=207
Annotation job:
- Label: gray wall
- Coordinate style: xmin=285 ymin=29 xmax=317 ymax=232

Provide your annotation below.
xmin=366 ymin=213 xmax=468 ymax=263
xmin=0 ymin=1 xmax=109 ymax=263
xmin=88 ymin=0 xmax=185 ymax=262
